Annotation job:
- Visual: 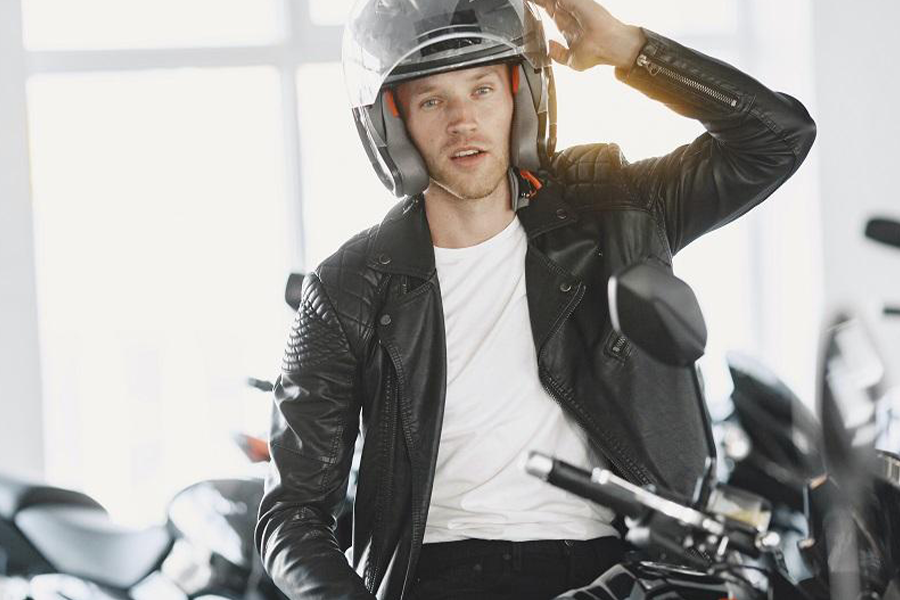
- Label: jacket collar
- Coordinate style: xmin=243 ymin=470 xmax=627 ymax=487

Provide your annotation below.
xmin=367 ymin=169 xmax=578 ymax=277
xmin=367 ymin=194 xmax=436 ymax=278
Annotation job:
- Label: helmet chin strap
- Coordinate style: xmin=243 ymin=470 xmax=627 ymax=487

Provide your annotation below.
xmin=425 ymin=168 xmax=519 ymax=208
xmin=428 ymin=177 xmax=457 ymax=199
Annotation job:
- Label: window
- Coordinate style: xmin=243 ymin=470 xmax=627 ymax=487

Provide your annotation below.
xmin=22 ymin=0 xmax=283 ymax=50
xmin=308 ymin=0 xmax=354 ymax=26
xmin=28 ymin=67 xmax=291 ymax=523
xmin=296 ymin=63 xmax=395 ymax=268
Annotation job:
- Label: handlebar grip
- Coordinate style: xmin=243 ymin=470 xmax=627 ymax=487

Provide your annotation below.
xmin=525 ymin=452 xmax=645 ymax=519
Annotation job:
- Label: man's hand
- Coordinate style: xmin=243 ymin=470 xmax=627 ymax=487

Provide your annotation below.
xmin=530 ymin=0 xmax=646 ymax=71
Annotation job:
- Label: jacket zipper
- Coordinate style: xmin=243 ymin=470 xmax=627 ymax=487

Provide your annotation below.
xmin=537 ymin=283 xmax=653 ymax=487
xmin=366 ymin=369 xmax=396 ymax=592
xmin=636 ymin=54 xmax=738 ymax=108
xmin=540 ymin=373 xmax=651 ymax=487
xmin=382 ymin=343 xmax=427 ymax=591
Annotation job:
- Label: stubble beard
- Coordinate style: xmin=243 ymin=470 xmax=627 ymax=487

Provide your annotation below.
xmin=425 ymin=150 xmax=510 ymax=202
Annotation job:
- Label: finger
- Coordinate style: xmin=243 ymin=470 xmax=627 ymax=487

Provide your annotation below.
xmin=552 ymin=5 xmax=580 ymax=32
xmin=548 ymin=39 xmax=572 ymax=67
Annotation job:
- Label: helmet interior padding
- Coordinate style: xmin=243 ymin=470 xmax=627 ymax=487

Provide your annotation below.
xmin=359 ymin=61 xmax=553 ymax=198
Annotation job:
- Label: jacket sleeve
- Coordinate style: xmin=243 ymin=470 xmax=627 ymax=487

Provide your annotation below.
xmin=255 ymin=273 xmax=375 ymax=599
xmin=613 ymin=28 xmax=816 ymax=254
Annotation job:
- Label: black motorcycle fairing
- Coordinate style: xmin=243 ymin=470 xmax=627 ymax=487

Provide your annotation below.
xmin=726 ymin=352 xmax=824 ymax=510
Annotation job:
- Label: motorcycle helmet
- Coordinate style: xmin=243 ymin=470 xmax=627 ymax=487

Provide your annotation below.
xmin=342 ymin=0 xmax=557 ymax=198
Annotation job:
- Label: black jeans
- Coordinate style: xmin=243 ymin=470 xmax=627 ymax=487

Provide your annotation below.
xmin=407 ymin=536 xmax=625 ymax=600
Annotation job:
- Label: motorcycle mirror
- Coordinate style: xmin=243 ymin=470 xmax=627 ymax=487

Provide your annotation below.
xmin=608 ymin=261 xmax=707 ymax=367
xmin=285 ymin=272 xmax=306 ymax=311
xmin=864 ymin=216 xmax=900 ymax=250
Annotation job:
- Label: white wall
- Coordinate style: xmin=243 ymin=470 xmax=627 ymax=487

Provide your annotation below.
xmin=0 ymin=0 xmax=46 ymax=479
xmin=812 ymin=1 xmax=900 ymax=386
xmin=741 ymin=0 xmax=823 ymax=404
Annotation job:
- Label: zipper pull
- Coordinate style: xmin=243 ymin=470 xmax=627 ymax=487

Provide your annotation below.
xmin=637 ymin=54 xmax=660 ymax=76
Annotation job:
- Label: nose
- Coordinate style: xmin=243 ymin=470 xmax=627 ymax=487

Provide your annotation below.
xmin=446 ymin=96 xmax=477 ymax=136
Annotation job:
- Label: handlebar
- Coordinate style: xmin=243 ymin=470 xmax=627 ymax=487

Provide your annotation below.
xmin=524 ymin=452 xmax=765 ymax=559
xmin=524 ymin=453 xmax=646 ymax=519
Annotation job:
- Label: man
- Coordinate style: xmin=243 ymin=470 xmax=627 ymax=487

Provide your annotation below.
xmin=255 ymin=0 xmax=816 ymax=598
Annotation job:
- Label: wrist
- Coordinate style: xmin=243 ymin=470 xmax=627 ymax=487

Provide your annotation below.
xmin=609 ymin=24 xmax=646 ymax=69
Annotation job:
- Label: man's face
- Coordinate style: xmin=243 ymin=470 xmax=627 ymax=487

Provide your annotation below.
xmin=395 ymin=64 xmax=514 ymax=201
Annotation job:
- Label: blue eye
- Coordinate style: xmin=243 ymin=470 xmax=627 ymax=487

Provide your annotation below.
xmin=421 ymin=98 xmax=440 ymax=109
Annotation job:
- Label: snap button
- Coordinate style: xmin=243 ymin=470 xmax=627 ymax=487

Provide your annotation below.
xmin=555 ymin=208 xmax=567 ymax=220
xmin=560 ymin=282 xmax=573 ymax=293
xmin=502 ymin=553 xmax=511 ymax=561
xmin=378 ymin=253 xmax=391 ymax=265
xmin=380 ymin=314 xmax=392 ymax=326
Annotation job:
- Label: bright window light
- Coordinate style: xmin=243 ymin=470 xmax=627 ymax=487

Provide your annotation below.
xmin=21 ymin=0 xmax=283 ymax=50
xmin=309 ymin=0 xmax=354 ymax=26
xmin=296 ymin=63 xmax=395 ymax=270
xmin=600 ymin=0 xmax=737 ymax=36
xmin=27 ymin=67 xmax=291 ymax=525
xmin=309 ymin=0 xmax=737 ymax=33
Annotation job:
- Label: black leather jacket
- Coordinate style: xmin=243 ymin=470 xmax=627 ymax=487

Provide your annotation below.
xmin=256 ymin=29 xmax=816 ymax=600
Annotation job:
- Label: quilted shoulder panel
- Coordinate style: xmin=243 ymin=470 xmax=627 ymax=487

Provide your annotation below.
xmin=550 ymin=143 xmax=627 ymax=185
xmin=549 ymin=143 xmax=650 ymax=213
xmin=313 ymin=225 xmax=385 ymax=357
xmin=282 ymin=273 xmax=350 ymax=374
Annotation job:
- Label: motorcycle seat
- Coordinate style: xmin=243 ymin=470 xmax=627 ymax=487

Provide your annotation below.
xmin=14 ymin=504 xmax=172 ymax=590
xmin=0 ymin=472 xmax=104 ymax=521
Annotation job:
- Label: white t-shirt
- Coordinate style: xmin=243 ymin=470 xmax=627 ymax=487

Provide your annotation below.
xmin=424 ymin=215 xmax=617 ymax=543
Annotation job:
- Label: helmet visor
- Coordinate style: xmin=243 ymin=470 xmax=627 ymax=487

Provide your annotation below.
xmin=342 ymin=0 xmax=549 ymax=108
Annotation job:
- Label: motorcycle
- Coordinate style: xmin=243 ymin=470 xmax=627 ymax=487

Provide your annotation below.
xmin=0 ymin=274 xmax=313 ymax=599
xmin=527 ymin=259 xmax=900 ymax=599
xmin=0 ymin=469 xmax=286 ymax=600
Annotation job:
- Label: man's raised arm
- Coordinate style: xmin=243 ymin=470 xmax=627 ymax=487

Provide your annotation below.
xmin=533 ymin=0 xmax=816 ymax=254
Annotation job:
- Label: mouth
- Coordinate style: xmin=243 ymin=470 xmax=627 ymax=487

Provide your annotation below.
xmin=449 ymin=147 xmax=488 ymax=166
